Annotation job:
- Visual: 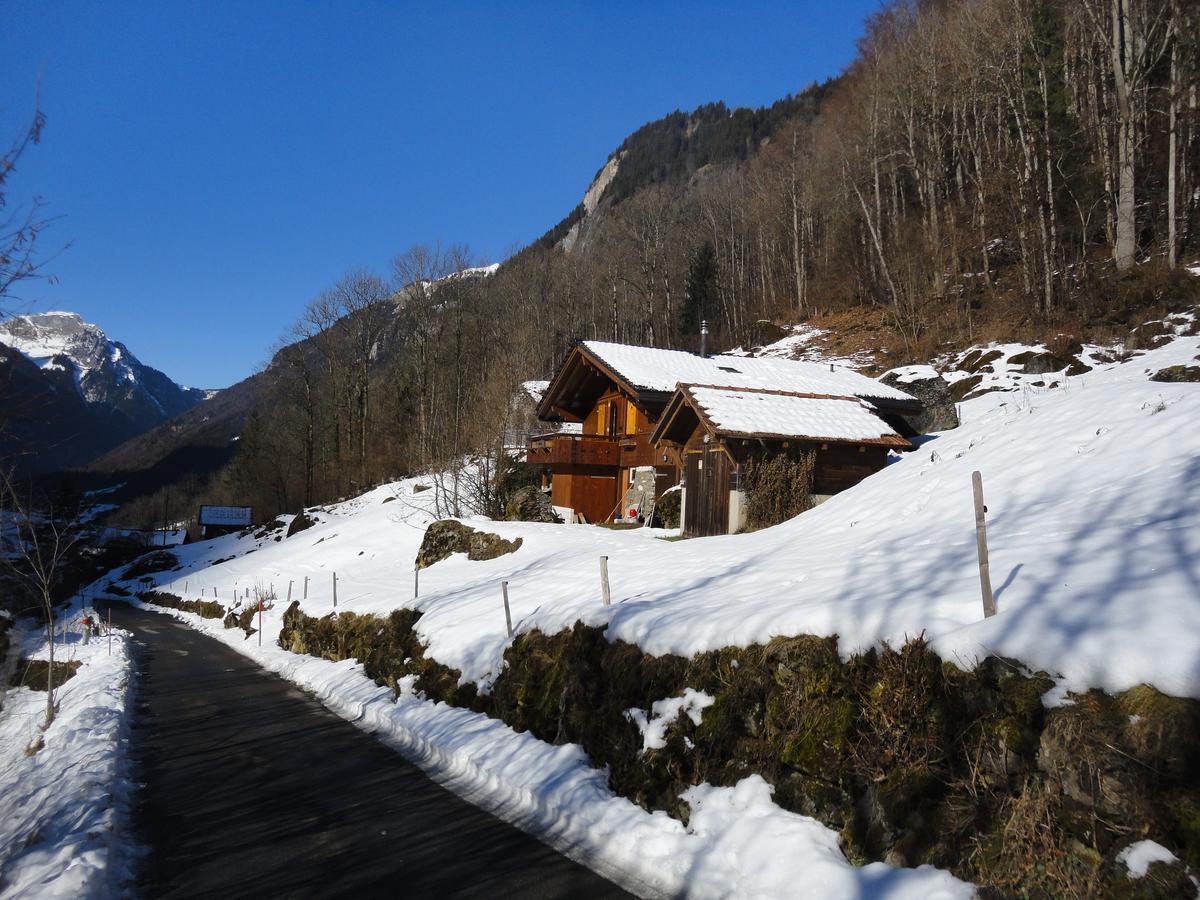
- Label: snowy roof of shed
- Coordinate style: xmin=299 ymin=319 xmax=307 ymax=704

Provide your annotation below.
xmin=651 ymin=384 xmax=911 ymax=448
xmin=580 ymin=340 xmax=915 ymax=405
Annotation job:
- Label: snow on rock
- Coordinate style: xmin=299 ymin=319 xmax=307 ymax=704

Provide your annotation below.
xmin=521 ymin=380 xmax=550 ymax=404
xmin=884 ymin=364 xmax=942 ymax=385
xmin=0 ymin=617 xmax=134 ymax=899
xmin=680 ymin=777 xmax=972 ymax=900
xmin=0 ymin=311 xmax=104 ymax=368
xmin=625 ymin=688 xmax=715 ymax=752
xmin=1116 ymin=839 xmax=1180 ymax=878
xmin=731 ymin=323 xmax=882 ymax=370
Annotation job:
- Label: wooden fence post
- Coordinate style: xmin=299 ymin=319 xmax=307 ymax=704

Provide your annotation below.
xmin=972 ymin=471 xmax=996 ymax=618
xmin=332 ymin=571 xmax=338 ymax=608
xmin=600 ymin=556 xmax=611 ymax=607
xmin=501 ymin=581 xmax=513 ymax=638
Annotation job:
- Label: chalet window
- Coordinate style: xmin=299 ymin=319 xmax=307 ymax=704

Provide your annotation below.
xmin=604 ymin=400 xmax=619 ymax=437
xmin=626 ymin=400 xmax=637 ymax=435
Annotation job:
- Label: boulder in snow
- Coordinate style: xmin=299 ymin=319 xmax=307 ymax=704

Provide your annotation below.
xmin=881 ymin=367 xmax=960 ymax=433
xmin=506 ymin=486 xmax=561 ymax=524
xmin=416 ymin=520 xmax=523 ymax=569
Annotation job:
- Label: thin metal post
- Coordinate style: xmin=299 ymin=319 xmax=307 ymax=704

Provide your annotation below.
xmin=303 ymin=576 xmax=309 ymax=600
xmin=332 ymin=571 xmax=338 ymax=608
xmin=600 ymin=556 xmax=611 ymax=606
xmin=501 ymin=581 xmax=513 ymax=637
xmin=414 ymin=565 xmax=419 ymax=599
xmin=287 ymin=580 xmax=293 ymax=603
xmin=258 ymin=600 xmax=263 ymax=647
xmin=107 ymin=608 xmax=112 ymax=656
xmin=972 ymin=471 xmax=996 ymax=618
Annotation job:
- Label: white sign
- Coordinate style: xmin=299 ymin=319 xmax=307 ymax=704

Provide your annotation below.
xmin=199 ymin=505 xmax=253 ymax=527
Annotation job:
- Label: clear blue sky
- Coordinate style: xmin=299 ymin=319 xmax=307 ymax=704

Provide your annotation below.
xmin=3 ymin=1 xmax=878 ymax=389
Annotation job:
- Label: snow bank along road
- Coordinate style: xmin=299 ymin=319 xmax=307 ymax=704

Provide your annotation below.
xmin=105 ymin=601 xmax=628 ymax=899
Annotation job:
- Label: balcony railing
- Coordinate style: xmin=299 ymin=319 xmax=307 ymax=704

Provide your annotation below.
xmin=527 ymin=433 xmax=619 ymax=467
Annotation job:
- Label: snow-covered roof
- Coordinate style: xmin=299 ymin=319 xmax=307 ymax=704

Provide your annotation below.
xmin=580 ymin=340 xmax=915 ymax=406
xmin=685 ymin=386 xmax=908 ymax=445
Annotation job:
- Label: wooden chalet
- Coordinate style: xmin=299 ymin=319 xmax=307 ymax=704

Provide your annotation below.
xmin=527 ymin=342 xmax=677 ymax=523
xmin=650 ymin=384 xmax=912 ymax=537
xmin=528 ymin=340 xmax=920 ymax=530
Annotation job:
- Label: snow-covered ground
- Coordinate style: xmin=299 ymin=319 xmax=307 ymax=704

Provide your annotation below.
xmin=92 ymin=317 xmax=1200 ymax=897
xmin=0 ymin=614 xmax=134 ymax=899
xmin=120 ymin=596 xmax=970 ymax=899
xmin=730 ymin=322 xmax=883 ymax=369
xmin=124 ymin=321 xmax=1200 ymax=700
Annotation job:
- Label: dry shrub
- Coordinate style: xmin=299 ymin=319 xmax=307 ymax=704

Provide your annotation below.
xmin=972 ymin=778 xmax=1103 ymax=897
xmin=743 ymin=451 xmax=815 ymax=531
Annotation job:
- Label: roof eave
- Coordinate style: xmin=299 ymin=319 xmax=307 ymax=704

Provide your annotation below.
xmin=712 ymin=428 xmax=913 ymax=449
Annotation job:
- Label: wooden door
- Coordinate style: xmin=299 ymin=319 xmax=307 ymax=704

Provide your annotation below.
xmin=573 ymin=474 xmax=617 ymax=524
xmin=684 ymin=447 xmax=730 ymax=537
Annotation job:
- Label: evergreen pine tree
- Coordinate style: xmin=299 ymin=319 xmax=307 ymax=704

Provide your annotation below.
xmin=679 ymin=240 xmax=719 ymax=339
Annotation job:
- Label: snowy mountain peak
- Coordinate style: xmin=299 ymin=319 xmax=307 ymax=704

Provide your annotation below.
xmin=0 ymin=310 xmax=111 ymax=370
xmin=0 ymin=310 xmax=214 ymax=474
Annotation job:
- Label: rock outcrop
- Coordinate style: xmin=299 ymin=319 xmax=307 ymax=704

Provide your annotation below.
xmin=416 ymin=520 xmax=523 ymax=569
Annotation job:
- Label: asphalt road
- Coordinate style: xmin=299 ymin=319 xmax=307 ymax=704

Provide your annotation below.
xmin=103 ymin=601 xmax=630 ymax=900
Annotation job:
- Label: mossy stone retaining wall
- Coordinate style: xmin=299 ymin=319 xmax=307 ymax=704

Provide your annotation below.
xmin=163 ymin=588 xmax=1197 ymax=897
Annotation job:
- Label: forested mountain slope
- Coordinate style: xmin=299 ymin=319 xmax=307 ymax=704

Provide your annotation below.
xmin=94 ymin=0 xmax=1200 ymax=528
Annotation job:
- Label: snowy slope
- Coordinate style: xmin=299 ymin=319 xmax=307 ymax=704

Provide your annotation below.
xmin=93 ymin=321 xmax=1200 ymax=899
xmin=0 ymin=618 xmax=134 ymax=899
xmin=120 ymin=321 xmax=1200 ymax=701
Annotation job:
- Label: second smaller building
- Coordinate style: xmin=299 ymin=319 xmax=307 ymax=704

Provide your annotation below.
xmin=650 ymin=384 xmax=912 ymax=536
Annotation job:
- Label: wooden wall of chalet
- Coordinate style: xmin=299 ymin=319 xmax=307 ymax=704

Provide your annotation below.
xmin=551 ymin=472 xmax=617 ymax=524
xmin=683 ymin=444 xmax=731 ymax=537
xmin=678 ymin=424 xmax=895 ymax=537
xmin=723 ymin=440 xmax=889 ymax=495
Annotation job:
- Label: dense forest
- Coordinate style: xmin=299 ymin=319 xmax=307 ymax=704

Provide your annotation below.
xmin=118 ymin=0 xmax=1200 ymax=525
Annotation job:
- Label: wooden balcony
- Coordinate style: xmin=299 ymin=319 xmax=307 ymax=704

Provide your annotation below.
xmin=528 ymin=433 xmax=619 ymax=467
